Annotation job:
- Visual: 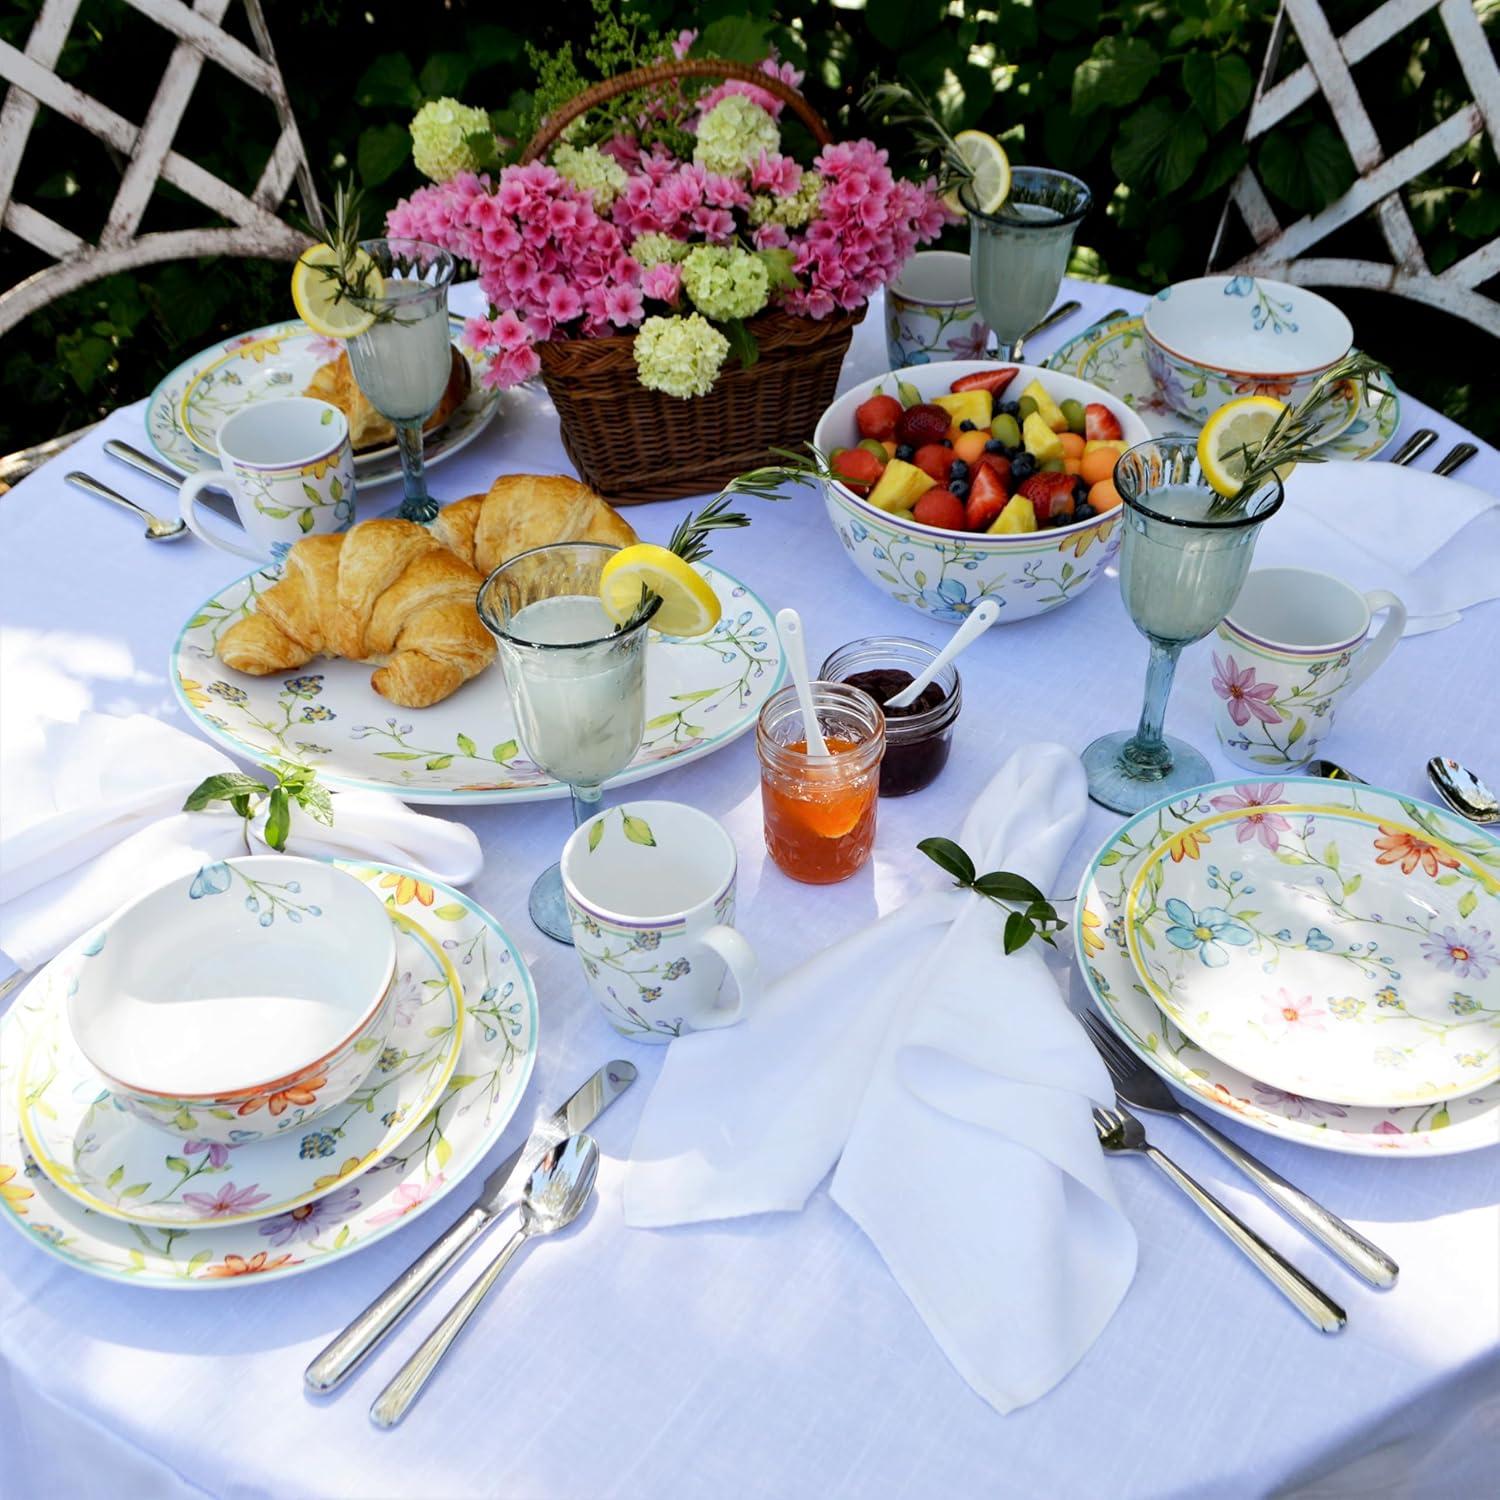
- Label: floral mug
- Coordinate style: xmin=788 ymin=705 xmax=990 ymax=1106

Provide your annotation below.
xmin=886 ymin=250 xmax=990 ymax=369
xmin=178 ymin=396 xmax=355 ymax=563
xmin=561 ymin=800 xmax=759 ymax=1042
xmin=1208 ymin=567 xmax=1406 ymax=770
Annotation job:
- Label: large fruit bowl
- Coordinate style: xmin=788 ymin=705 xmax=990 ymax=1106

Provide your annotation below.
xmin=814 ymin=360 xmax=1151 ymax=624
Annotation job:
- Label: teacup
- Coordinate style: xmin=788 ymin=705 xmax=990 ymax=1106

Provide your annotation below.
xmin=886 ymin=250 xmax=990 ymax=369
xmin=1207 ymin=567 xmax=1406 ymax=771
xmin=179 ymin=396 xmax=355 ymax=562
xmin=561 ymin=800 xmax=759 ymax=1042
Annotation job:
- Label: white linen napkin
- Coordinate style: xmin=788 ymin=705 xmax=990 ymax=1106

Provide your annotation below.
xmin=1256 ymin=460 xmax=1499 ymax=634
xmin=625 ymin=744 xmax=1138 ymax=1413
xmin=0 ymin=711 xmax=483 ymax=974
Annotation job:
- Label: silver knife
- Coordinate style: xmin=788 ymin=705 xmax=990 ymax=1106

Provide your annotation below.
xmin=103 ymin=439 xmax=186 ymax=489
xmin=1042 ymin=307 xmax=1128 ymax=369
xmin=304 ymin=1060 xmax=637 ymax=1393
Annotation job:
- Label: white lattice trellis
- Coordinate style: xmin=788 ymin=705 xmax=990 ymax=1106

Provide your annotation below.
xmin=0 ymin=0 xmax=320 ymax=337
xmin=1211 ymin=0 xmax=1500 ymax=335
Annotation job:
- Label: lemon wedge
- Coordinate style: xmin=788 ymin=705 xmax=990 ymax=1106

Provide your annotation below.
xmin=599 ymin=544 xmax=721 ymax=637
xmin=943 ymin=130 xmax=1011 ymax=217
xmin=290 ymin=243 xmax=378 ymax=339
xmin=1197 ymin=395 xmax=1291 ymax=497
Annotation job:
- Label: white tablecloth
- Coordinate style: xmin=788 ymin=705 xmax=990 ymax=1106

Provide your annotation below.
xmin=2 ymin=280 xmax=1498 ymax=1500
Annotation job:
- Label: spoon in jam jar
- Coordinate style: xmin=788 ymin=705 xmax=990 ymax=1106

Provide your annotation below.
xmin=775 ymin=607 xmax=831 ymax=758
xmin=884 ymin=598 xmax=1002 ymax=710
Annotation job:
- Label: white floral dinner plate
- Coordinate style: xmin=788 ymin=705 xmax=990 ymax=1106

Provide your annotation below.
xmin=1076 ymin=778 xmax=1500 ymax=1155
xmin=19 ymin=911 xmax=463 ymax=1229
xmin=1047 ymin=317 xmax=1399 ymax=463
xmin=172 ymin=563 xmax=784 ymax=804
xmin=0 ymin=861 xmax=539 ymax=1287
xmin=145 ymin=318 xmax=501 ymax=487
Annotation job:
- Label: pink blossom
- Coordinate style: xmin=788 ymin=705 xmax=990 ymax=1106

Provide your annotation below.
xmin=546 ymin=283 xmax=584 ymax=323
xmin=604 ymin=283 xmax=644 ymax=326
xmin=753 ymin=223 xmax=790 ymax=250
xmin=181 ymin=1181 xmax=272 ymax=1217
xmin=1210 ymin=782 xmax=1292 ymax=851
xmin=1261 ymin=988 xmax=1327 ymax=1034
xmin=642 ymin=263 xmax=682 ymax=303
xmin=1212 ymin=653 xmax=1282 ymax=726
xmin=671 ymin=28 xmax=697 ymax=60
xmin=463 ymin=316 xmax=498 ymax=353
xmin=366 ymin=1174 xmax=446 ymax=1226
xmin=490 ymin=310 xmax=532 ymax=351
xmin=692 ymin=206 xmax=737 ymax=242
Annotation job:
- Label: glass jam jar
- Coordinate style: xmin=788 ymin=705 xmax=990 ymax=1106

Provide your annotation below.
xmin=756 ymin=682 xmax=885 ymax=884
xmin=819 ymin=637 xmax=962 ymax=797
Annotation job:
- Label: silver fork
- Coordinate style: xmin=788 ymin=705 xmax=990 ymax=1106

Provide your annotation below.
xmin=1093 ymin=1103 xmax=1346 ymax=1333
xmin=1083 ymin=1011 xmax=1396 ymax=1287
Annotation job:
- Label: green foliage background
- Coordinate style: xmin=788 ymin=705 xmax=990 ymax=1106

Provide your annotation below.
xmin=3 ymin=0 xmax=1496 ymax=455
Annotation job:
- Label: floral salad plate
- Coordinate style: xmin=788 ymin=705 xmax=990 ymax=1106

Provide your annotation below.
xmin=0 ymin=861 xmax=539 ymax=1288
xmin=1076 ymin=778 xmax=1500 ymax=1155
xmin=173 ymin=563 xmax=784 ymax=804
xmin=19 ymin=912 xmax=462 ymax=1229
xmin=1046 ymin=316 xmax=1399 ymax=463
xmin=146 ymin=318 xmax=501 ymax=487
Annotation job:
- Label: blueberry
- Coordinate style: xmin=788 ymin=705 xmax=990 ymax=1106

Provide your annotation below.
xmin=999 ymin=400 xmax=1020 ymax=417
xmin=895 ymin=444 xmax=915 ymax=461
xmin=949 ymin=459 xmax=969 ymax=479
xmin=949 ymin=479 xmax=970 ymax=499
xmin=1073 ymin=477 xmax=1089 ymax=503
xmin=959 ymin=419 xmax=976 ymax=431
xmin=984 ymin=439 xmax=1005 ymax=454
xmin=1074 ymin=502 xmax=1095 ymax=520
xmin=942 ymin=438 xmax=953 ymax=448
xmin=1011 ymin=453 xmax=1036 ymax=480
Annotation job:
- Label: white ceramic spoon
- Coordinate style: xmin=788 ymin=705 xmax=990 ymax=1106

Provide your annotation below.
xmin=885 ymin=597 xmax=1002 ymax=709
xmin=774 ymin=607 xmax=830 ymax=759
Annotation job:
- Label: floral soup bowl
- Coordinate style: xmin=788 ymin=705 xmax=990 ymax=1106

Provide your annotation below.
xmin=66 ymin=855 xmax=398 ymax=1145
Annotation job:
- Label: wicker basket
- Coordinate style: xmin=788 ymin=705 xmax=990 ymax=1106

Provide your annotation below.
xmin=520 ymin=60 xmax=865 ymax=505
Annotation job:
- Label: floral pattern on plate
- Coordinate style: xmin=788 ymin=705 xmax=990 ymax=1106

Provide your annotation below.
xmin=1075 ymin=777 xmax=1500 ymax=1155
xmin=171 ymin=566 xmax=784 ymax=803
xmin=145 ymin=317 xmax=501 ymax=487
xmin=1046 ymin=317 xmax=1399 ymax=462
xmin=19 ymin=912 xmax=462 ymax=1228
xmin=0 ymin=861 xmax=539 ymax=1287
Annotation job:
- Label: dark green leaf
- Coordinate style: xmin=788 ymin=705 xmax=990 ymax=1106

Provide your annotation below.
xmin=721 ymin=317 xmax=759 ymax=370
xmin=757 ymin=248 xmax=798 ymax=293
xmin=264 ymin=789 xmax=291 ymax=851
xmin=1189 ymin=140 xmax=1250 ymax=202
xmin=356 ymin=53 xmax=420 ymax=110
xmin=918 ymin=837 xmax=975 ymax=886
xmin=1073 ymin=38 xmax=1161 ymax=116
xmin=1112 ymin=99 xmax=1206 ymax=195
xmin=973 ymin=870 xmax=1046 ymax=905
xmin=230 ymin=794 xmax=253 ymax=820
xmin=1258 ymin=124 xmax=1355 ymax=214
xmin=1037 ymin=0 xmax=1102 ymax=42
xmin=467 ymin=25 xmax=519 ymax=69
xmin=694 ymin=16 xmax=777 ymax=65
xmin=358 ymin=124 xmax=412 ymax=188
xmin=183 ymin=772 xmax=265 ymax=812
xmin=418 ymin=52 xmax=474 ymax=100
xmin=1456 ymin=191 xmax=1500 ymax=238
xmin=297 ymin=782 xmax=334 ymax=827
xmin=622 ymin=813 xmax=656 ymax=847
xmin=1182 ymin=53 xmax=1252 ymax=132
xmin=1003 ymin=911 xmax=1036 ymax=954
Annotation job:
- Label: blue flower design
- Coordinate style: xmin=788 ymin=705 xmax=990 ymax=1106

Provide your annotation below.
xmin=1162 ymin=899 xmax=1253 ymax=967
xmin=299 ymin=1131 xmax=338 ymax=1159
xmin=1305 ymin=927 xmax=1334 ymax=952
xmin=1224 ymin=276 xmax=1255 ymax=298
xmin=189 ymin=862 xmax=231 ymax=899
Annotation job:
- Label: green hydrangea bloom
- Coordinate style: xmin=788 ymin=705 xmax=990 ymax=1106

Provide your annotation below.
xmin=692 ymin=95 xmax=780 ymax=177
xmin=552 ymin=143 xmax=629 ymax=210
xmin=410 ymin=98 xmax=492 ymax=183
xmin=634 ymin=314 xmax=730 ymax=399
xmin=746 ymin=170 xmax=824 ymax=229
xmin=630 ymin=233 xmax=690 ymax=269
xmin=680 ymin=246 xmax=770 ymax=322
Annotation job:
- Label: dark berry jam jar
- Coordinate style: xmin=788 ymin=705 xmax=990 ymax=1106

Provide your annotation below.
xmin=819 ymin=636 xmax=961 ymax=797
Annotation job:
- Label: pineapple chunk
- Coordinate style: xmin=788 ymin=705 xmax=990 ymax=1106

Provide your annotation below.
xmin=933 ymin=390 xmax=993 ymax=430
xmin=1022 ymin=411 xmax=1065 ymax=462
xmin=988 ymin=495 xmax=1037 ymax=534
xmin=866 ymin=458 xmax=936 ymax=512
xmin=1083 ymin=439 xmax=1127 ymax=455
xmin=1022 ymin=379 xmax=1067 ymax=432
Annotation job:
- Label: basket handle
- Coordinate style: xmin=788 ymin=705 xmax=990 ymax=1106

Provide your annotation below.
xmin=521 ymin=57 xmax=831 ymax=164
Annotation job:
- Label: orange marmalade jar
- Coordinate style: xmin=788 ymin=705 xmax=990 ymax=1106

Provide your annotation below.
xmin=756 ymin=682 xmax=885 ymax=883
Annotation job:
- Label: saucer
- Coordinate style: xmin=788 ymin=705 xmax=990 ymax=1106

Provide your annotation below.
xmin=0 ymin=861 xmax=539 ymax=1286
xmin=20 ymin=911 xmax=462 ymax=1228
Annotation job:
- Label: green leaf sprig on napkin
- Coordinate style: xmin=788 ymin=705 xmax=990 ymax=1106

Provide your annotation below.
xmin=183 ymin=761 xmax=332 ymax=852
xmin=918 ymin=837 xmax=1071 ymax=954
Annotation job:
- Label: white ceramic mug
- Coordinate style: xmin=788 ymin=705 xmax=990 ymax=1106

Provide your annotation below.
xmin=1208 ymin=567 xmax=1407 ymax=770
xmin=561 ymin=799 xmax=759 ymax=1043
xmin=179 ymin=396 xmax=355 ymax=562
xmin=886 ymin=250 xmax=990 ymax=369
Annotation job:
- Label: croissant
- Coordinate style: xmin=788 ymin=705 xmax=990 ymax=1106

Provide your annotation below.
xmin=216 ymin=520 xmax=495 ymax=708
xmin=431 ymin=473 xmax=637 ymax=576
xmin=304 ymin=349 xmax=471 ymax=450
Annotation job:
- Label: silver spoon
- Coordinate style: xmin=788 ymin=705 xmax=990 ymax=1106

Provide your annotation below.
xmin=370 ymin=1134 xmax=600 ymax=1428
xmin=1304 ymin=758 xmax=1367 ymax=785
xmin=66 ymin=471 xmax=186 ymax=541
xmin=1427 ymin=757 xmax=1500 ymax=825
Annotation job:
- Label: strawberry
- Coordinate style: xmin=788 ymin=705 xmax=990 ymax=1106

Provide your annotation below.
xmin=894 ymin=403 xmax=952 ymax=447
xmin=831 ymin=446 xmax=885 ymax=492
xmin=911 ymin=443 xmax=957 ymax=485
xmin=974 ymin=451 xmax=1012 ymax=486
xmin=912 ymin=489 xmax=966 ymax=531
xmin=964 ymin=463 xmax=1010 ymax=531
xmin=949 ymin=366 xmax=1019 ymax=396
xmin=1018 ymin=472 xmax=1085 ymax=526
xmin=856 ymin=393 xmax=904 ymax=442
xmin=1084 ymin=402 xmax=1124 ymax=443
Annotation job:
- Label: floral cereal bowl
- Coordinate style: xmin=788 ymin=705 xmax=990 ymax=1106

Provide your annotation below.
xmin=814 ymin=360 xmax=1150 ymax=625
xmin=1142 ymin=275 xmax=1353 ymax=423
xmin=66 ymin=855 xmax=398 ymax=1145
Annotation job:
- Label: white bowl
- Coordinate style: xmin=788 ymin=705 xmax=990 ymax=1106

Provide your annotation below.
xmin=813 ymin=360 xmax=1150 ymax=624
xmin=1142 ymin=276 xmax=1352 ymax=422
xmin=67 ymin=855 xmax=397 ymax=1144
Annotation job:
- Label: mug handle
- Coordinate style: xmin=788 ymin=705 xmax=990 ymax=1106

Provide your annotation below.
xmin=690 ymin=925 xmax=759 ymax=1030
xmin=179 ymin=471 xmax=264 ymax=561
xmin=1345 ymin=590 xmax=1407 ymax=693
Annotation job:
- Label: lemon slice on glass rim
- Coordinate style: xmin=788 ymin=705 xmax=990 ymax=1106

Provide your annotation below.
xmin=943 ymin=130 xmax=1011 ymax=217
xmin=290 ymin=243 xmax=378 ymax=339
xmin=599 ymin=544 xmax=721 ymax=637
xmin=1197 ymin=395 xmax=1292 ymax=498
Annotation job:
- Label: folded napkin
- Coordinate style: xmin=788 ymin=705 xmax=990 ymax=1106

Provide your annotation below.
xmin=626 ymin=745 xmax=1137 ymax=1413
xmin=1257 ymin=460 xmax=1499 ymax=634
xmin=0 ymin=711 xmax=482 ymax=975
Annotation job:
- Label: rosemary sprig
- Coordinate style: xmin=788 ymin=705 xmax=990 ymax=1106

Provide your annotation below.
xmin=1209 ymin=351 xmax=1395 ymax=516
xmin=861 ymin=81 xmax=973 ymax=197
xmin=719 ymin=443 xmax=837 ymax=505
xmin=614 ymin=490 xmax=760 ymax=632
xmin=299 ymin=180 xmax=400 ymax=325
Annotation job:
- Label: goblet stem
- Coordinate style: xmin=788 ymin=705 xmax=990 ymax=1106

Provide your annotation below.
xmin=1123 ymin=642 xmax=1181 ymax=775
xmin=570 ymin=783 xmax=602 ymax=828
xmin=1001 ymin=339 xmax=1024 ymax=361
xmin=395 ymin=420 xmax=437 ymax=524
xmin=528 ymin=783 xmax=605 ymax=944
